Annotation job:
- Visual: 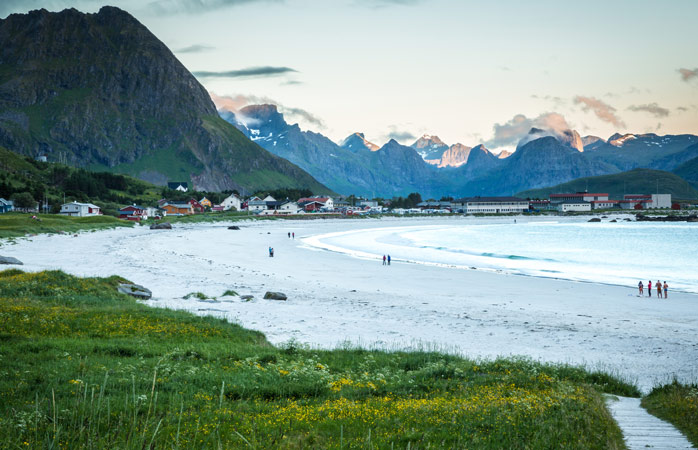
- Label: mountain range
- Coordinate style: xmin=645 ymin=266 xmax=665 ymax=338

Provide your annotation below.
xmin=0 ymin=7 xmax=328 ymax=194
xmin=221 ymin=103 xmax=698 ymax=197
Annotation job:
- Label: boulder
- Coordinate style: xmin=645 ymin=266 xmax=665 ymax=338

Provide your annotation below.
xmin=240 ymin=295 xmax=254 ymax=302
xmin=0 ymin=256 xmax=23 ymax=265
xmin=118 ymin=283 xmax=152 ymax=299
xmin=610 ymin=219 xmax=617 ymax=223
xmin=228 ymin=225 xmax=241 ymax=230
xmin=587 ymin=218 xmax=601 ymax=222
xmin=264 ymin=291 xmax=287 ymax=301
xmin=150 ymin=222 xmax=172 ymax=230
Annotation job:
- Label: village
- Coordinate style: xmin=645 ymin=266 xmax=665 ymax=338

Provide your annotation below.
xmin=2 ymin=180 xmax=680 ymax=219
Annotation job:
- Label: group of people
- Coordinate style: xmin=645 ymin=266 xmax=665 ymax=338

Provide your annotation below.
xmin=382 ymin=255 xmax=391 ymax=265
xmin=287 ymin=232 xmax=295 ymax=239
xmin=638 ymin=280 xmax=668 ymax=298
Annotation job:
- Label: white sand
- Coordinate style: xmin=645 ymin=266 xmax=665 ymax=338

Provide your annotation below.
xmin=3 ymin=216 xmax=697 ymax=392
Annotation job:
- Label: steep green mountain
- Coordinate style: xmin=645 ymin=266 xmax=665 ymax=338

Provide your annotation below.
xmin=0 ymin=7 xmax=327 ymax=193
xmin=672 ymin=145 xmax=698 ymax=187
xmin=516 ymin=168 xmax=698 ymax=201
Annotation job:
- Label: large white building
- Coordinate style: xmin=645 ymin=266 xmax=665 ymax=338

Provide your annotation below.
xmin=220 ymin=193 xmax=241 ymax=211
xmin=455 ymin=197 xmax=529 ymax=214
xmin=59 ymin=201 xmax=101 ymax=217
xmin=557 ymin=201 xmax=592 ymax=212
xmin=619 ymin=194 xmax=672 ymax=209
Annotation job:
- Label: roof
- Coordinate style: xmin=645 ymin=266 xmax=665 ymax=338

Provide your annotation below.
xmin=455 ymin=196 xmax=527 ymax=203
xmin=63 ymin=201 xmax=100 ymax=208
xmin=0 ymin=198 xmax=13 ymax=206
xmin=550 ymin=193 xmax=608 ymax=198
xmin=590 ymin=200 xmax=618 ymax=203
xmin=120 ymin=205 xmax=147 ymax=211
xmin=558 ymin=200 xmax=591 ymax=205
xmin=167 ymin=182 xmax=188 ymax=189
xmin=298 ymin=197 xmax=331 ymax=204
xmin=163 ymin=202 xmax=191 ymax=208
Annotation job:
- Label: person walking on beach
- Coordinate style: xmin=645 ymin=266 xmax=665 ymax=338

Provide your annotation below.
xmin=638 ymin=281 xmax=643 ymax=296
xmin=292 ymin=232 xmax=295 ymax=239
xmin=648 ymin=280 xmax=652 ymax=297
xmin=269 ymin=246 xmax=273 ymax=257
xmin=663 ymin=281 xmax=668 ymax=298
xmin=657 ymin=280 xmax=662 ymax=298
xmin=288 ymin=232 xmax=290 ymax=238
xmin=387 ymin=255 xmax=391 ymax=265
xmin=382 ymin=255 xmax=386 ymax=265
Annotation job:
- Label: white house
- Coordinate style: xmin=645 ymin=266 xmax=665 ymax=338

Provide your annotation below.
xmin=557 ymin=201 xmax=591 ymax=212
xmin=59 ymin=201 xmax=101 ymax=217
xmin=220 ymin=194 xmax=242 ymax=211
xmin=455 ymin=197 xmax=529 ymax=214
xmin=167 ymin=182 xmax=188 ymax=192
xmin=248 ymin=196 xmax=269 ymax=213
xmin=297 ymin=196 xmax=334 ymax=211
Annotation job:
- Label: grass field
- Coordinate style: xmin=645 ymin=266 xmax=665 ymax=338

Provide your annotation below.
xmin=641 ymin=381 xmax=698 ymax=447
xmin=0 ymin=269 xmax=641 ymax=448
xmin=0 ymin=213 xmax=134 ymax=239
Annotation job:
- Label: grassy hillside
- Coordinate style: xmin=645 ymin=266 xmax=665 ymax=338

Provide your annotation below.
xmin=0 ymin=269 xmax=638 ymax=448
xmin=0 ymin=146 xmax=162 ymax=216
xmin=673 ymin=154 xmax=698 ymax=187
xmin=517 ymin=168 xmax=698 ymax=201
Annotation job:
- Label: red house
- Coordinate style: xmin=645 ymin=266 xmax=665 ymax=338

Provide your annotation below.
xmin=188 ymin=199 xmax=205 ymax=213
xmin=119 ymin=205 xmax=147 ymax=221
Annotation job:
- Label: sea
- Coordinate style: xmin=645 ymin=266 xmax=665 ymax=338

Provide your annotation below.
xmin=305 ymin=217 xmax=698 ymax=294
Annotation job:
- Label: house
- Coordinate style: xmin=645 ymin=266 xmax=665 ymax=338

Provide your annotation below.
xmin=557 ymin=201 xmax=591 ymax=213
xmin=453 ymin=196 xmax=529 ymax=214
xmin=529 ymin=199 xmax=551 ymax=210
xmin=59 ymin=201 xmax=102 ymax=217
xmin=188 ymin=198 xmax=205 ymax=213
xmin=145 ymin=206 xmax=163 ymax=218
xmin=590 ymin=200 xmax=618 ymax=210
xmin=248 ymin=196 xmax=269 ymax=213
xmin=220 ymin=193 xmax=241 ymax=211
xmin=118 ymin=205 xmax=148 ymax=221
xmin=619 ymin=194 xmax=671 ymax=210
xmin=199 ymin=197 xmax=212 ymax=208
xmin=298 ymin=196 xmax=334 ymax=211
xmin=300 ymin=200 xmax=326 ymax=212
xmin=161 ymin=202 xmax=193 ymax=216
xmin=167 ymin=182 xmax=189 ymax=192
xmin=549 ymin=192 xmax=609 ymax=204
xmin=259 ymin=200 xmax=303 ymax=215
xmin=0 ymin=198 xmax=13 ymax=214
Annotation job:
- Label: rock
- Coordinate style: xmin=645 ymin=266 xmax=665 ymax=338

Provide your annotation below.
xmin=610 ymin=219 xmax=617 ymax=223
xmin=228 ymin=225 xmax=240 ymax=230
xmin=587 ymin=218 xmax=601 ymax=222
xmin=240 ymin=295 xmax=254 ymax=302
xmin=150 ymin=222 xmax=172 ymax=230
xmin=264 ymin=291 xmax=287 ymax=301
xmin=0 ymin=256 xmax=23 ymax=265
xmin=118 ymin=283 xmax=152 ymax=299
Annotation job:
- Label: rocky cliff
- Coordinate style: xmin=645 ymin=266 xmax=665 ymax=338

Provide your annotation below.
xmin=0 ymin=7 xmax=327 ymax=193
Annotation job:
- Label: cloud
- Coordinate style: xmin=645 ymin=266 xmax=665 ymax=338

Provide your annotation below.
xmin=386 ymin=126 xmax=416 ymax=142
xmin=677 ymin=106 xmax=689 ymax=112
xmin=281 ymin=80 xmax=303 ymax=86
xmin=627 ymin=103 xmax=670 ymax=118
xmin=193 ymin=66 xmax=297 ymax=79
xmin=485 ymin=112 xmax=572 ymax=148
xmin=210 ymin=92 xmax=325 ymax=129
xmin=143 ymin=0 xmax=283 ymax=16
xmin=574 ymin=96 xmax=626 ymax=128
xmin=174 ymin=44 xmax=214 ymax=53
xmin=678 ymin=68 xmax=698 ymax=82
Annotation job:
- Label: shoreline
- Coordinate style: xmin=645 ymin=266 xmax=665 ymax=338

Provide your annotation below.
xmin=2 ymin=216 xmax=697 ymax=392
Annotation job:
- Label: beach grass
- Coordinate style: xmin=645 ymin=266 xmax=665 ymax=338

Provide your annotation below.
xmin=0 ymin=213 xmax=133 ymax=238
xmin=641 ymin=380 xmax=698 ymax=446
xmin=0 ymin=269 xmax=637 ymax=448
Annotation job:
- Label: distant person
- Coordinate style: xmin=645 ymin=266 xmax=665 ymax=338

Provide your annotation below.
xmin=288 ymin=232 xmax=290 ymax=238
xmin=648 ymin=280 xmax=652 ymax=297
xmin=292 ymin=232 xmax=295 ymax=239
xmin=269 ymin=246 xmax=273 ymax=257
xmin=383 ymin=255 xmax=386 ymax=265
xmin=638 ymin=281 xmax=643 ymax=296
xmin=387 ymin=255 xmax=391 ymax=265
xmin=663 ymin=281 xmax=668 ymax=298
xmin=657 ymin=280 xmax=662 ymax=298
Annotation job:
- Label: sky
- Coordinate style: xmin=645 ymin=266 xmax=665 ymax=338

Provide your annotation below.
xmin=2 ymin=0 xmax=698 ymax=152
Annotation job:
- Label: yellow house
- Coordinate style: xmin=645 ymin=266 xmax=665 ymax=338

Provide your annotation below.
xmin=200 ymin=197 xmax=212 ymax=208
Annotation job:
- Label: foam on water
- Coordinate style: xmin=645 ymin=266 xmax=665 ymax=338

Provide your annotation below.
xmin=305 ymin=220 xmax=698 ymax=294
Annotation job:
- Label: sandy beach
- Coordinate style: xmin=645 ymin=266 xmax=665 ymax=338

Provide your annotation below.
xmin=2 ymin=216 xmax=697 ymax=392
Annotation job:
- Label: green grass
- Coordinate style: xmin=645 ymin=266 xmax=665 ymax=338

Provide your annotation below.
xmin=0 ymin=269 xmax=638 ymax=448
xmin=0 ymin=213 xmax=133 ymax=238
xmin=517 ymin=168 xmax=698 ymax=201
xmin=641 ymin=381 xmax=698 ymax=446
